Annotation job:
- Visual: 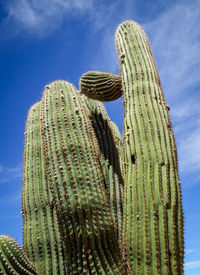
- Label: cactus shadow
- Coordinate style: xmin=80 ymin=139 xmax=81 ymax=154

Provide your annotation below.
xmin=89 ymin=111 xmax=124 ymax=188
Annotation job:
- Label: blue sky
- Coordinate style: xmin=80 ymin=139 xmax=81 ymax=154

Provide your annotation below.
xmin=0 ymin=0 xmax=199 ymax=273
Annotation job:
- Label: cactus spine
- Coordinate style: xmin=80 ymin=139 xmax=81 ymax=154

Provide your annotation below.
xmin=115 ymin=21 xmax=184 ymax=274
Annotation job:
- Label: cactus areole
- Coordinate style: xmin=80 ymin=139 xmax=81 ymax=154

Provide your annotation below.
xmin=0 ymin=20 xmax=184 ymax=275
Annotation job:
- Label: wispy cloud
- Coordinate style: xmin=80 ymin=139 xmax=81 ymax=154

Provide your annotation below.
xmin=0 ymin=0 xmax=126 ymax=39
xmin=0 ymin=192 xmax=21 ymax=206
xmin=185 ymin=248 xmax=197 ymax=255
xmin=0 ymin=164 xmax=22 ymax=184
xmin=185 ymin=260 xmax=200 ymax=270
xmin=178 ymin=127 xmax=200 ymax=175
xmin=170 ymin=100 xmax=200 ymax=177
xmin=1 ymin=0 xmax=94 ymax=38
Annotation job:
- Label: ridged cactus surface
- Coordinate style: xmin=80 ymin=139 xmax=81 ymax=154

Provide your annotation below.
xmin=40 ymin=80 xmax=126 ymax=274
xmin=115 ymin=21 xmax=184 ymax=274
xmin=80 ymin=20 xmax=184 ymax=274
xmin=83 ymin=97 xmax=124 ymax=246
xmin=0 ymin=235 xmax=36 ymax=274
xmin=0 ymin=19 xmax=184 ymax=275
xmin=80 ymin=71 xmax=122 ymax=101
xmin=22 ymin=102 xmax=66 ymax=274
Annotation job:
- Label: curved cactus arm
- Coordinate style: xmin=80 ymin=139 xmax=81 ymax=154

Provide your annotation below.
xmin=115 ymin=21 xmax=184 ymax=274
xmin=40 ymin=80 xmax=127 ymax=274
xmin=0 ymin=235 xmax=37 ymax=274
xmin=80 ymin=71 xmax=122 ymax=101
xmin=22 ymin=103 xmax=66 ymax=274
xmin=83 ymin=97 xmax=124 ymax=247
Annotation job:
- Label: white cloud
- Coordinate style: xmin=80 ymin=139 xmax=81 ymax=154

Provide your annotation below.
xmin=1 ymin=0 xmax=126 ymax=39
xmin=178 ymin=126 xmax=200 ymax=174
xmin=171 ymin=101 xmax=200 ymax=123
xmin=1 ymin=0 xmax=94 ymax=37
xmin=185 ymin=248 xmax=197 ymax=255
xmin=185 ymin=260 xmax=200 ymax=269
xmin=0 ymin=164 xmax=22 ymax=184
xmin=0 ymin=193 xmax=21 ymax=206
xmin=169 ymin=99 xmax=200 ymax=180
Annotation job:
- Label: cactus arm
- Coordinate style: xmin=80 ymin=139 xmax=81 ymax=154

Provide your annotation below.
xmin=115 ymin=21 xmax=184 ymax=274
xmin=83 ymin=97 xmax=124 ymax=247
xmin=0 ymin=235 xmax=37 ymax=274
xmin=40 ymin=80 xmax=127 ymax=274
xmin=80 ymin=71 xmax=122 ymax=101
xmin=22 ymin=103 xmax=66 ymax=274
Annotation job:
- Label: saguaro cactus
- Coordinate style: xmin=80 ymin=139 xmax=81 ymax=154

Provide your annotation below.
xmin=80 ymin=20 xmax=184 ymax=274
xmin=116 ymin=21 xmax=184 ymax=274
xmin=0 ymin=20 xmax=184 ymax=275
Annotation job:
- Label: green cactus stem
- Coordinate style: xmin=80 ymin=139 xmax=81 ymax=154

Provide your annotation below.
xmin=22 ymin=102 xmax=66 ymax=274
xmin=80 ymin=20 xmax=184 ymax=274
xmin=83 ymin=97 xmax=124 ymax=247
xmin=115 ymin=20 xmax=184 ymax=274
xmin=0 ymin=235 xmax=37 ymax=274
xmin=40 ymin=80 xmax=127 ymax=274
xmin=80 ymin=71 xmax=122 ymax=101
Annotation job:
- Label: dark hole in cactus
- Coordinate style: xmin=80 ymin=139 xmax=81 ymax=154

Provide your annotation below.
xmin=131 ymin=154 xmax=136 ymax=165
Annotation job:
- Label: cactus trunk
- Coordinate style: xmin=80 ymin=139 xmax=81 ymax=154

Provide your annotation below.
xmin=22 ymin=102 xmax=66 ymax=274
xmin=40 ymin=80 xmax=126 ymax=274
xmin=115 ymin=20 xmax=184 ymax=274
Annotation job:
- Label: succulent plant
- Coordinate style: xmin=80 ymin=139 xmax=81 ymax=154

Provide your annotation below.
xmin=0 ymin=20 xmax=184 ymax=275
